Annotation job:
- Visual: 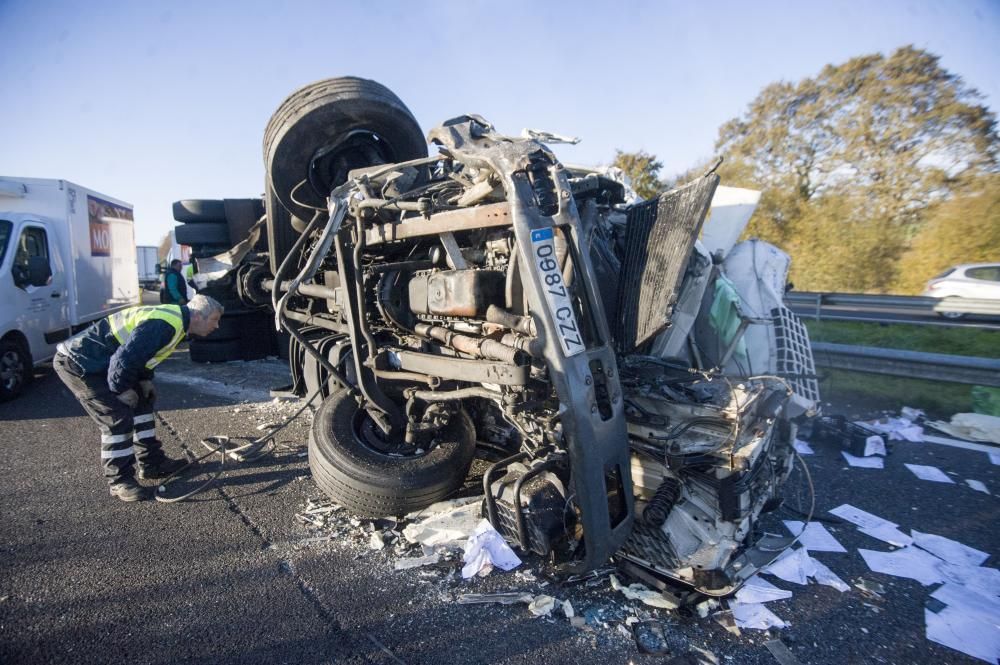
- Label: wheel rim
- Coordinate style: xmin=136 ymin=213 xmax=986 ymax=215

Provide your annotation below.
xmin=352 ymin=408 xmax=427 ymax=459
xmin=0 ymin=350 xmax=24 ymax=391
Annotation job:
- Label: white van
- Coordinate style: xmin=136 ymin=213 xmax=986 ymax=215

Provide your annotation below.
xmin=0 ymin=177 xmax=139 ymax=400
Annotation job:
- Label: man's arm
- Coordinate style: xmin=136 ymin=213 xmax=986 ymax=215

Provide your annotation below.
xmin=107 ymin=320 xmax=175 ymax=394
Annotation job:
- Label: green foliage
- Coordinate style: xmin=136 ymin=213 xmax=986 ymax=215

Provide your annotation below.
xmin=705 ymin=46 xmax=999 ymax=293
xmin=613 ymin=150 xmax=664 ymax=200
xmin=804 ymin=319 xmax=1000 ymax=359
xmin=893 ymin=173 xmax=1000 ymax=293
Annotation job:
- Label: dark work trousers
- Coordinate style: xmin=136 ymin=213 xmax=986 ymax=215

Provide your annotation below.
xmin=53 ymin=354 xmax=163 ymax=483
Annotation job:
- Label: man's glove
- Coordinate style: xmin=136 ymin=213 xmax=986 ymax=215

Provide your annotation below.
xmin=116 ymin=389 xmax=139 ymax=409
xmin=138 ymin=380 xmax=156 ymax=402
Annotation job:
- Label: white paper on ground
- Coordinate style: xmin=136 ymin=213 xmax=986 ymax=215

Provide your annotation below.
xmin=609 ymin=574 xmax=680 ymax=609
xmin=864 ymin=417 xmax=924 ymax=442
xmin=829 ymin=504 xmax=898 ymax=530
xmin=461 ymin=519 xmax=522 ymax=579
xmin=730 ymin=602 xmax=788 ymax=630
xmin=905 ymin=463 xmax=956 ymax=484
xmin=931 ymin=583 xmax=1000 ymax=625
xmin=809 ymin=557 xmax=850 ymax=592
xmin=858 ymin=523 xmax=913 ymax=547
xmin=966 ymin=479 xmax=990 ymax=494
xmin=842 ymin=451 xmax=884 ymax=468
xmin=783 ymin=521 xmax=847 ymax=553
xmin=912 ymin=530 xmax=989 ymax=567
xmin=763 ymin=547 xmax=813 ymax=585
xmin=734 ymin=575 xmax=793 ymax=604
xmin=403 ymin=498 xmax=483 ymax=548
xmin=925 ymin=606 xmax=1000 ymax=664
xmin=858 ymin=547 xmax=945 ymax=586
xmin=989 ymin=452 xmax=1000 ymax=466
xmin=864 ymin=435 xmax=887 ymax=457
xmin=937 ymin=561 xmax=1000 ymax=597
xmin=793 ymin=439 xmax=814 ymax=455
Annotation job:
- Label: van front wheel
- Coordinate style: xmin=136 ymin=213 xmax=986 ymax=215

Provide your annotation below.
xmin=0 ymin=339 xmax=31 ymax=401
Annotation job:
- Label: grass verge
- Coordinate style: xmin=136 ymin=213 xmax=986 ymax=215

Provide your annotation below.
xmin=819 ymin=369 xmax=972 ymax=417
xmin=804 ymin=320 xmax=999 ymax=359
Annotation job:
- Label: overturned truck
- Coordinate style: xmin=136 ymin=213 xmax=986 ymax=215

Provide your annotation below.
xmin=193 ymin=77 xmax=821 ymax=596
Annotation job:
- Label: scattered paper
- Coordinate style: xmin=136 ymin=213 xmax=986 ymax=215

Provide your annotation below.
xmin=931 ymin=583 xmax=1000 ymax=626
xmin=926 ymin=413 xmax=1000 ymax=445
xmin=966 ymin=479 xmax=990 ymax=494
xmin=858 ymin=547 xmax=945 ymax=586
xmin=783 ymin=521 xmax=847 ymax=553
xmin=905 ymin=463 xmax=956 ymax=484
xmin=763 ymin=547 xmax=813 ymax=585
xmin=841 ymin=451 xmax=884 ymax=468
xmin=734 ymin=575 xmax=792 ymax=604
xmin=610 ymin=575 xmax=680 ymax=609
xmin=461 ymin=519 xmax=522 ymax=579
xmin=864 ymin=416 xmax=924 ymax=442
xmin=989 ymin=452 xmax=1000 ymax=466
xmin=925 ymin=606 xmax=1000 ymax=664
xmin=403 ymin=498 xmax=483 ymax=549
xmin=901 ymin=406 xmax=924 ymax=421
xmin=937 ymin=561 xmax=1000 ymax=597
xmin=864 ymin=435 xmax=887 ymax=457
xmin=858 ymin=523 xmax=913 ymax=547
xmin=393 ymin=553 xmax=440 ymax=571
xmin=561 ymin=600 xmax=575 ymax=619
xmin=793 ymin=438 xmax=814 ymax=455
xmin=809 ymin=557 xmax=850 ymax=592
xmin=730 ymin=602 xmax=788 ymax=630
xmin=912 ymin=530 xmax=989 ymax=567
xmin=527 ymin=594 xmax=556 ymax=617
xmin=829 ymin=504 xmax=898 ymax=531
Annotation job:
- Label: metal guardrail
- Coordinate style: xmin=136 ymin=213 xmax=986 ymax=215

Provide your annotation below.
xmin=810 ymin=342 xmax=1000 ymax=386
xmin=785 ymin=291 xmax=1000 ymax=318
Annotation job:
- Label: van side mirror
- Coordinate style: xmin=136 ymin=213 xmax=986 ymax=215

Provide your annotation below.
xmin=156 ymin=264 xmax=163 ymax=274
xmin=27 ymin=256 xmax=52 ymax=287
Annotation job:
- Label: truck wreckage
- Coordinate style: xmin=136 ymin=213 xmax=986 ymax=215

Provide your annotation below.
xmin=188 ymin=77 xmax=821 ymax=596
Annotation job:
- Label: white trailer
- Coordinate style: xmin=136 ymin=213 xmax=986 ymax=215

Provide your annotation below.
xmin=136 ymin=245 xmax=159 ymax=290
xmin=0 ymin=177 xmax=139 ymax=400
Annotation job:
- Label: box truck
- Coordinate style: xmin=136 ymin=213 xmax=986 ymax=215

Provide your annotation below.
xmin=0 ymin=177 xmax=139 ymax=400
xmin=136 ymin=245 xmax=159 ymax=290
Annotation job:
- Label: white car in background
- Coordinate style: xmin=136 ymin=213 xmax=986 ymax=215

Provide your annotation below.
xmin=923 ymin=263 xmax=1000 ymax=318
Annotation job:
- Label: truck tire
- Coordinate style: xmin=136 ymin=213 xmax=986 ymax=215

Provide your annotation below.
xmin=0 ymin=338 xmax=32 ymax=401
xmin=264 ymin=77 xmax=427 ymax=215
xmin=309 ymin=391 xmax=476 ymax=517
xmin=175 ymin=223 xmax=230 ymax=246
xmin=188 ymin=338 xmax=242 ymax=363
xmin=172 ymin=199 xmax=226 ymax=223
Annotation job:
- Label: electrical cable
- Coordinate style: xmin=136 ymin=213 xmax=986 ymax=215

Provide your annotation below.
xmin=153 ymin=389 xmax=321 ymax=503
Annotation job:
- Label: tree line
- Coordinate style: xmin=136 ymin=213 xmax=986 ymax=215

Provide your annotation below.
xmin=614 ymin=46 xmax=999 ymax=294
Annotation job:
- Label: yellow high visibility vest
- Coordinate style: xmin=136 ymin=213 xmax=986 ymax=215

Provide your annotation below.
xmin=108 ymin=305 xmax=186 ymax=369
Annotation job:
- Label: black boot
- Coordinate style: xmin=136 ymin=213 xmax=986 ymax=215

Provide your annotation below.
xmin=109 ymin=477 xmax=149 ymax=502
xmin=137 ymin=455 xmax=188 ymax=481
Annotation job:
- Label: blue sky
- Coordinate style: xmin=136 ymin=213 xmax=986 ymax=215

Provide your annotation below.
xmin=1 ymin=0 xmax=998 ymax=245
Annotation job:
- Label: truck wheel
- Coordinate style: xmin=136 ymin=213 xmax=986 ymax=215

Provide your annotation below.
xmin=309 ymin=391 xmax=476 ymax=517
xmin=188 ymin=338 xmax=242 ymax=363
xmin=172 ymin=199 xmax=226 ymax=223
xmin=0 ymin=339 xmax=32 ymax=401
xmin=264 ymin=77 xmax=428 ymax=218
xmin=175 ymin=223 xmax=231 ymax=246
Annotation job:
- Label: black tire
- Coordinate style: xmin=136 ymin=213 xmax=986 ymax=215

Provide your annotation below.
xmin=173 ymin=199 xmax=226 ymax=223
xmin=175 ymin=223 xmax=231 ymax=246
xmin=264 ymin=77 xmax=427 ymax=215
xmin=309 ymin=391 xmax=476 ymax=516
xmin=0 ymin=338 xmax=32 ymax=401
xmin=189 ymin=338 xmax=242 ymax=363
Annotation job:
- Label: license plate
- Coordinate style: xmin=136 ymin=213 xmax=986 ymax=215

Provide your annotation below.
xmin=530 ymin=228 xmax=585 ymax=357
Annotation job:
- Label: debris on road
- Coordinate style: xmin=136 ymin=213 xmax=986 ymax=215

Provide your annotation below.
xmin=712 ymin=610 xmax=741 ymax=636
xmin=729 ymin=602 xmax=788 ymax=630
xmin=904 ymin=463 xmax=956 ymax=484
xmin=912 ymin=530 xmax=989 ymax=567
xmin=966 ymin=479 xmax=990 ymax=494
xmin=632 ymin=620 xmax=671 ymax=654
xmin=841 ymin=451 xmax=884 ymax=469
xmin=610 ymin=574 xmax=681 ymax=609
xmin=461 ymin=519 xmax=523 ymax=579
xmin=828 ymin=504 xmax=913 ymax=547
xmin=782 ymin=520 xmax=847 ymax=553
xmin=858 ymin=546 xmax=946 ymax=586
xmin=762 ymin=546 xmax=848 ymax=591
xmin=393 ymin=553 xmax=440 ymax=571
xmin=792 ymin=439 xmax=814 ymax=455
xmin=764 ymin=638 xmax=802 ymax=665
xmin=402 ymin=497 xmax=482 ymax=551
xmin=926 ymin=412 xmax=1000 ymax=444
xmin=527 ymin=594 xmax=556 ymax=618
xmin=733 ymin=575 xmax=792 ymax=604
xmin=457 ymin=592 xmax=534 ymax=605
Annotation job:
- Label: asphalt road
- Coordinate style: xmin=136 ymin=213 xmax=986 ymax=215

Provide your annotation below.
xmin=1 ymin=350 xmax=997 ymax=665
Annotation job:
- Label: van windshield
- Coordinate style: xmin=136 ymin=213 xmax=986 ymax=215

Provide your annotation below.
xmin=0 ymin=220 xmax=11 ymax=267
